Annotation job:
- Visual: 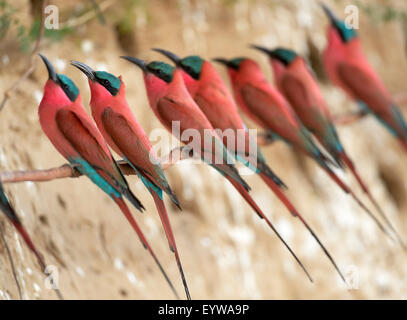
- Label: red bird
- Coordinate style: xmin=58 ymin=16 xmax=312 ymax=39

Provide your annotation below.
xmin=0 ymin=181 xmax=62 ymax=299
xmin=321 ymin=4 xmax=407 ymax=151
xmin=153 ymin=49 xmax=286 ymax=189
xmin=38 ymin=54 xmax=179 ymax=299
xmin=71 ymin=61 xmax=190 ymax=300
xmin=252 ymin=45 xmax=404 ymax=247
xmin=153 ymin=48 xmax=344 ymax=281
xmin=215 ymin=56 xmax=393 ymax=244
xmin=122 ymin=56 xmax=313 ymax=282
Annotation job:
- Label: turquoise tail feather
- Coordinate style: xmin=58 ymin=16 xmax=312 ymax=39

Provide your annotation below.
xmin=70 ymin=157 xmax=121 ymax=198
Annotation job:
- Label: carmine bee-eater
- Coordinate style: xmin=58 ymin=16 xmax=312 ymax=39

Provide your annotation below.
xmin=37 ymin=54 xmax=179 ymax=299
xmin=215 ymin=57 xmax=393 ymax=244
xmin=0 ymin=181 xmax=62 ymax=299
xmin=70 ymin=61 xmax=191 ymax=300
xmin=252 ymin=45 xmax=404 ymax=247
xmin=321 ymin=4 xmax=407 ymax=151
xmin=153 ymin=48 xmax=343 ymax=281
xmin=121 ymin=56 xmax=313 ymax=282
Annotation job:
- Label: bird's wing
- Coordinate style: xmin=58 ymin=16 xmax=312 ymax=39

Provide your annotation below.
xmin=241 ymin=84 xmax=303 ymax=145
xmin=159 ymin=96 xmax=239 ymax=158
xmin=242 ymin=84 xmax=330 ymax=162
xmin=158 ymin=97 xmax=249 ymax=190
xmin=281 ymin=73 xmax=342 ymax=156
xmin=336 ymin=63 xmax=392 ymax=116
xmin=194 ymin=92 xmax=241 ymax=130
xmin=100 ymin=107 xmax=172 ymax=193
xmin=281 ymin=73 xmax=333 ymax=129
xmin=337 ymin=62 xmax=407 ymax=137
xmin=55 ymin=108 xmax=128 ymax=190
xmin=157 ymin=96 xmax=209 ymax=137
xmin=280 ymin=74 xmax=314 ymax=110
xmin=194 ymin=91 xmax=268 ymax=173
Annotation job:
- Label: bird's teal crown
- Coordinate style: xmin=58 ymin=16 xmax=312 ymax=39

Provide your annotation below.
xmin=147 ymin=61 xmax=175 ymax=83
xmin=269 ymin=48 xmax=298 ymax=66
xmin=94 ymin=71 xmax=122 ymax=96
xmin=332 ymin=19 xmax=357 ymax=42
xmin=57 ymin=74 xmax=79 ymax=102
xmin=179 ymin=55 xmax=204 ymax=80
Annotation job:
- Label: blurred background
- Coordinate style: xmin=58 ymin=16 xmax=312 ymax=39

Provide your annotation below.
xmin=0 ymin=0 xmax=407 ymax=299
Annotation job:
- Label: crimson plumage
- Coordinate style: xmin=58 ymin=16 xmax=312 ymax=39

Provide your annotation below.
xmin=71 ymin=60 xmax=190 ymax=300
xmin=122 ymin=56 xmax=313 ymax=282
xmin=252 ymin=46 xmax=404 ymax=247
xmin=321 ymin=4 xmax=407 ymax=152
xmin=38 ymin=54 xmax=179 ymax=299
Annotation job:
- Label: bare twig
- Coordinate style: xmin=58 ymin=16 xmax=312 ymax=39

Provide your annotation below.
xmin=333 ymin=110 xmax=368 ymax=126
xmin=0 ymin=0 xmax=47 ymax=112
xmin=0 ymin=137 xmax=294 ymax=183
xmin=90 ymin=0 xmax=107 ymax=25
xmin=1 ymin=164 xmax=81 ymax=184
xmin=60 ymin=0 xmax=114 ymax=29
xmin=0 ymin=147 xmax=197 ymax=184
xmin=333 ymin=92 xmax=407 ymax=126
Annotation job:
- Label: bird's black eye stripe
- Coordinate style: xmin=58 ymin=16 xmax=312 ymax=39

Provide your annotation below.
xmin=95 ymin=76 xmax=110 ymax=87
xmin=95 ymin=76 xmax=119 ymax=96
xmin=182 ymin=65 xmax=199 ymax=79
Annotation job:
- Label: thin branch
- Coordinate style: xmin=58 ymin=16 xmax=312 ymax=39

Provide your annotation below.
xmin=60 ymin=0 xmax=114 ymax=29
xmin=0 ymin=136 xmax=283 ymax=184
xmin=0 ymin=147 xmax=197 ymax=184
xmin=333 ymin=110 xmax=368 ymax=126
xmin=332 ymin=92 xmax=407 ymax=126
xmin=1 ymin=164 xmax=81 ymax=184
xmin=89 ymin=0 xmax=107 ymax=25
xmin=0 ymin=0 xmax=47 ymax=112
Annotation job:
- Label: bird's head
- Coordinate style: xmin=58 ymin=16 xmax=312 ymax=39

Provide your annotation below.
xmin=39 ymin=54 xmax=80 ymax=105
xmin=121 ymin=56 xmax=175 ymax=84
xmin=251 ymin=45 xmax=298 ymax=66
xmin=214 ymin=56 xmax=267 ymax=87
xmin=213 ymin=57 xmax=246 ymax=70
xmin=152 ymin=48 xmax=205 ymax=81
xmin=213 ymin=57 xmax=249 ymax=79
xmin=251 ymin=46 xmax=299 ymax=78
xmin=320 ymin=3 xmax=357 ymax=43
xmin=121 ymin=56 xmax=176 ymax=102
xmin=152 ymin=49 xmax=207 ymax=94
xmin=70 ymin=61 xmax=123 ymax=101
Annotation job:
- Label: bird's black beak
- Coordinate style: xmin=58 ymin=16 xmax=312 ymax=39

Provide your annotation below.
xmin=39 ymin=53 xmax=58 ymax=83
xmin=320 ymin=2 xmax=337 ymax=23
xmin=251 ymin=45 xmax=283 ymax=61
xmin=120 ymin=56 xmax=147 ymax=71
xmin=212 ymin=58 xmax=231 ymax=67
xmin=152 ymin=48 xmax=181 ymax=65
xmin=70 ymin=61 xmax=96 ymax=81
xmin=250 ymin=44 xmax=272 ymax=56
